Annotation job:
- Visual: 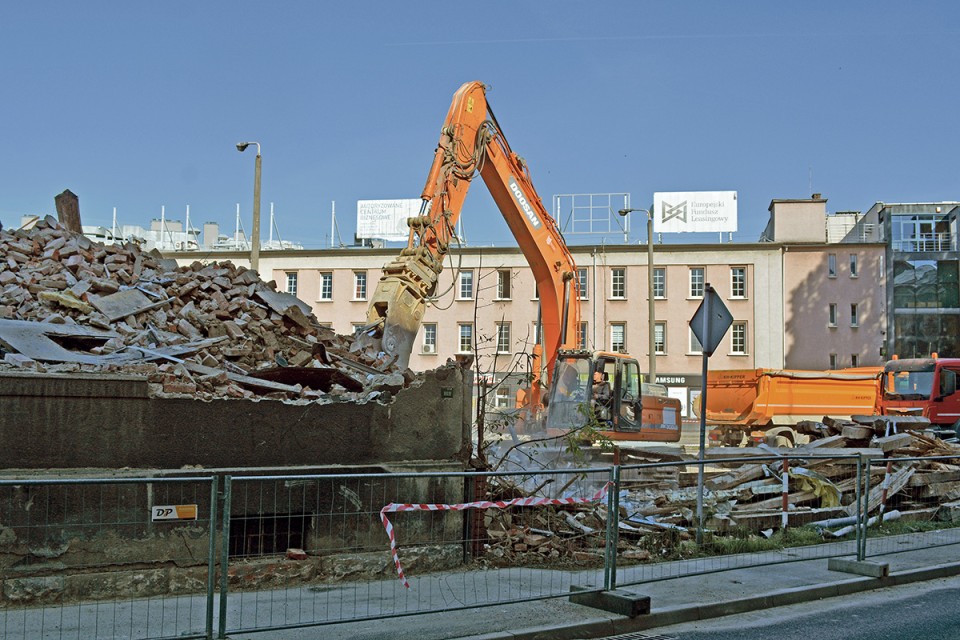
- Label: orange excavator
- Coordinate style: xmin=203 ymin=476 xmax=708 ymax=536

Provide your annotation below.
xmin=366 ymin=81 xmax=680 ymax=443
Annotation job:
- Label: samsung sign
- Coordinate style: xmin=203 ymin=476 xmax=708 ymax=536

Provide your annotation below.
xmin=653 ymin=191 xmax=738 ymax=233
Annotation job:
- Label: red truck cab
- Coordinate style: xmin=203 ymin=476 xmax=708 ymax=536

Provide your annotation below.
xmin=882 ymin=356 xmax=960 ymax=436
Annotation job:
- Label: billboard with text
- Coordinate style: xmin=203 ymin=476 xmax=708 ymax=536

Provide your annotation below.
xmin=356 ymin=199 xmax=421 ymax=242
xmin=653 ymin=191 xmax=737 ymax=233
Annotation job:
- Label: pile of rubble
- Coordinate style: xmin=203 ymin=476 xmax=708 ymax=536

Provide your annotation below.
xmin=622 ymin=416 xmax=960 ymax=535
xmin=0 ymin=216 xmax=405 ymax=402
xmin=478 ymin=415 xmax=960 ymax=565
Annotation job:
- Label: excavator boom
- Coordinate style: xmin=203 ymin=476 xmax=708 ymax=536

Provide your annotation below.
xmin=367 ymin=82 xmax=579 ymax=396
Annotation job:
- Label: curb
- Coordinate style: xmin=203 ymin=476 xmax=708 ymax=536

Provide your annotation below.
xmin=456 ymin=560 xmax=960 ymax=640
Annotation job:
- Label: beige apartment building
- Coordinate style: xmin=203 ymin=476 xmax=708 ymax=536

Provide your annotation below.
xmin=175 ymin=197 xmax=886 ymax=419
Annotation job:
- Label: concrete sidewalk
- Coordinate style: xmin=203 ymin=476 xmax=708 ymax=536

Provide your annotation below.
xmin=232 ymin=538 xmax=960 ymax=640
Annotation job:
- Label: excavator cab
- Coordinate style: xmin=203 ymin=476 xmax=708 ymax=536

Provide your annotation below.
xmin=544 ymin=351 xmax=682 ymax=443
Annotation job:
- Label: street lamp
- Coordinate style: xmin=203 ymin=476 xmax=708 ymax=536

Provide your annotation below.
xmin=619 ymin=208 xmax=656 ymax=386
xmin=236 ymin=141 xmax=262 ymax=273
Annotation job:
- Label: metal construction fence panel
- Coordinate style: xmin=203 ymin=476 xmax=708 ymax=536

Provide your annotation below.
xmin=4 ymin=453 xmax=960 ymax=639
xmin=862 ymin=454 xmax=960 ymax=559
xmin=0 ymin=476 xmax=218 ymax=640
xmin=218 ymin=467 xmax=612 ymax=636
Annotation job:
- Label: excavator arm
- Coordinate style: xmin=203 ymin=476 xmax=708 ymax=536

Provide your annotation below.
xmin=367 ymin=81 xmax=580 ymax=399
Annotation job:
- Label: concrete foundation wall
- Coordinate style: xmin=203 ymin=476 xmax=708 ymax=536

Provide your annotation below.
xmin=0 ymin=362 xmax=472 ymax=470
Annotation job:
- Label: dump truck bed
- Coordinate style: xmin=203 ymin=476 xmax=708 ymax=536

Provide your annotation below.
xmin=704 ymin=367 xmax=882 ymax=427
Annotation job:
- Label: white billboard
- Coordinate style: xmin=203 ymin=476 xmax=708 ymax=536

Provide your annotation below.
xmin=652 ymin=191 xmax=738 ymax=233
xmin=356 ymin=199 xmax=421 ymax=242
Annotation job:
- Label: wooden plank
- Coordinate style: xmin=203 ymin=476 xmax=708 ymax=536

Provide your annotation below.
xmin=704 ymin=446 xmax=883 ymax=462
xmin=870 ymin=432 xmax=915 ymax=453
xmin=908 ymin=470 xmax=960 ymax=487
xmin=841 ymin=424 xmax=875 ymax=440
xmin=713 ymin=507 xmax=848 ymax=532
xmin=732 ymin=490 xmax=818 ymax=512
xmin=847 ymin=464 xmax=915 ymax=516
xmin=803 ymin=435 xmax=850 ymax=449
xmin=705 ymin=464 xmax=766 ymax=491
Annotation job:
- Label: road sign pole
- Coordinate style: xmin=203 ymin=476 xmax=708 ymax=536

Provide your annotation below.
xmin=695 ymin=287 xmax=713 ymax=546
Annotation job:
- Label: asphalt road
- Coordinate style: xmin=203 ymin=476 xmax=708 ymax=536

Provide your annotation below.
xmin=637 ymin=575 xmax=960 ymax=640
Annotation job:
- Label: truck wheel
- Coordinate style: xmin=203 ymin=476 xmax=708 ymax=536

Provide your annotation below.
xmin=764 ymin=427 xmax=796 ymax=448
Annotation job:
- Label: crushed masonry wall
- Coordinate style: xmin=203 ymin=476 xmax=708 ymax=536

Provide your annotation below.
xmin=0 ymin=361 xmax=473 ymax=469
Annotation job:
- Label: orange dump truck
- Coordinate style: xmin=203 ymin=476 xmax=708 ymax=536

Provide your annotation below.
xmin=701 ymin=367 xmax=883 ymax=446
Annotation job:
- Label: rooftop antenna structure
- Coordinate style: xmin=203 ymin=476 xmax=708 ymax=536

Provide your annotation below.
xmin=331 ymin=201 xmax=346 ymax=248
xmin=159 ymin=206 xmax=177 ymax=250
xmin=234 ymin=203 xmax=250 ymax=250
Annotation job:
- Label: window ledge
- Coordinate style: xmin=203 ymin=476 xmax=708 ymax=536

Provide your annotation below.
xmin=686 ymin=296 xmax=704 ymax=301
xmin=493 ymin=298 xmax=512 ymax=302
xmin=607 ymin=297 xmax=628 ymax=302
xmin=728 ymin=352 xmax=749 ymax=357
xmin=351 ymin=298 xmax=367 ymax=302
xmin=456 ymin=297 xmax=475 ymax=302
xmin=420 ymin=351 xmax=438 ymax=356
xmin=316 ymin=299 xmax=333 ymax=303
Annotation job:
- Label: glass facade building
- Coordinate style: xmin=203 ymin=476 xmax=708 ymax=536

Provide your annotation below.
xmin=878 ymin=203 xmax=960 ymax=358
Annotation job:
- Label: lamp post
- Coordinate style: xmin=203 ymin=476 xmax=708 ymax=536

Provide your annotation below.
xmin=619 ymin=208 xmax=656 ymax=386
xmin=236 ymin=141 xmax=261 ymax=273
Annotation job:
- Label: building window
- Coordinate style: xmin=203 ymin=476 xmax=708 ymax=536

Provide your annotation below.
xmin=850 ymin=254 xmax=859 ymax=278
xmin=653 ymin=267 xmax=666 ymax=299
xmin=578 ymin=321 xmax=588 ymax=349
xmin=828 ymin=254 xmax=837 ymax=278
xmin=496 ymin=322 xmax=511 ymax=354
xmin=610 ymin=268 xmax=626 ymax=299
xmin=353 ymin=271 xmax=367 ymax=300
xmin=577 ymin=267 xmax=589 ymax=300
xmin=352 ymin=323 xmax=368 ymax=334
xmin=496 ymin=270 xmax=511 ymax=300
xmin=458 ymin=271 xmax=474 ymax=300
xmin=731 ymin=322 xmax=747 ymax=355
xmin=690 ymin=267 xmax=705 ymax=298
xmin=850 ymin=303 xmax=859 ymax=327
xmin=731 ymin=267 xmax=746 ymax=298
xmin=494 ymin=385 xmax=511 ymax=409
xmin=829 ymin=353 xmax=839 ymax=370
xmin=319 ymin=272 xmax=333 ymax=301
xmin=422 ymin=324 xmax=437 ymax=354
xmin=689 ymin=326 xmax=703 ymax=354
xmin=285 ymin=272 xmax=298 ymax=296
xmin=851 ymin=354 xmax=860 ymax=367
xmin=829 ymin=303 xmax=838 ymax=327
xmin=654 ymin=322 xmax=666 ymax=354
xmin=531 ymin=321 xmax=541 ymax=346
xmin=458 ymin=323 xmax=473 ymax=353
xmin=610 ymin=323 xmax=626 ymax=352
xmin=533 ymin=282 xmax=539 ymax=300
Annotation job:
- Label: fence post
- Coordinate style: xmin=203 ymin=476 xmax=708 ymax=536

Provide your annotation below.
xmin=860 ymin=457 xmax=872 ymax=561
xmin=218 ymin=476 xmax=232 ymax=640
xmin=205 ymin=476 xmax=219 ymax=640
xmin=854 ymin=455 xmax=863 ymax=561
xmin=604 ymin=465 xmax=620 ymax=591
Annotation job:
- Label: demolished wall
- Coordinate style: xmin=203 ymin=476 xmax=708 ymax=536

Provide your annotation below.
xmin=0 ymin=215 xmax=473 ymax=471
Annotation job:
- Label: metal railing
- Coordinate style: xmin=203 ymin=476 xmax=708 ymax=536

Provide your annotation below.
xmin=0 ymin=476 xmax=218 ymax=640
xmin=2 ymin=453 xmax=959 ymax=639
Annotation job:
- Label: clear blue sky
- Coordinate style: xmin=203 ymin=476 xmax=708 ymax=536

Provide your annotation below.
xmin=2 ymin=2 xmax=958 ymax=248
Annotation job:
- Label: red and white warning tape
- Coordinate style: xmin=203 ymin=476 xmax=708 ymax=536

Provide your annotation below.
xmin=380 ymin=481 xmax=612 ymax=588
